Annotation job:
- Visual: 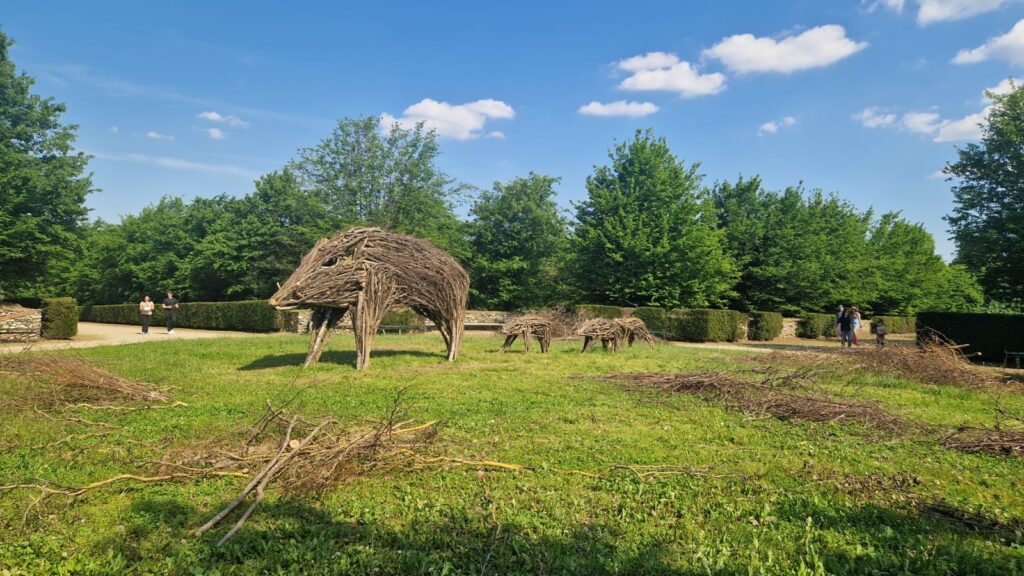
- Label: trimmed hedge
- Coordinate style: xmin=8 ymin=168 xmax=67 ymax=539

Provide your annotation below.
xmin=574 ymin=304 xmax=625 ymax=319
xmin=670 ymin=309 xmax=746 ymax=342
xmin=80 ymin=300 xmax=282 ymax=332
xmin=633 ymin=307 xmax=670 ymax=336
xmin=797 ymin=313 xmax=837 ymax=339
xmin=41 ymin=297 xmax=78 ymax=339
xmin=747 ymin=311 xmax=784 ymax=341
xmin=917 ymin=311 xmax=1024 ymax=363
xmin=381 ymin=307 xmax=427 ymax=331
xmin=870 ymin=315 xmax=915 ymax=334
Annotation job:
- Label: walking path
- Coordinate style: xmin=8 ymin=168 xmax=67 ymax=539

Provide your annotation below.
xmin=0 ymin=322 xmax=268 ymax=353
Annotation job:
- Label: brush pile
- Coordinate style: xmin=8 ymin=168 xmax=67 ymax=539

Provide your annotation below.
xmin=847 ymin=338 xmax=998 ymax=389
xmin=0 ymin=353 xmax=169 ymax=404
xmin=604 ymin=369 xmax=908 ymax=433
xmin=942 ymin=427 xmax=1024 ymax=456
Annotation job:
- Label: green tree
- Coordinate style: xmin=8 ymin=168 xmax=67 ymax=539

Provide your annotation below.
xmin=0 ymin=31 xmax=94 ymax=298
xmin=946 ymin=80 xmax=1024 ymax=305
xmin=867 ymin=212 xmax=954 ymax=314
xmin=468 ymin=173 xmax=569 ymax=309
xmin=712 ymin=178 xmax=873 ymax=314
xmin=289 ymin=116 xmax=467 ymax=259
xmin=573 ymin=129 xmax=735 ymax=308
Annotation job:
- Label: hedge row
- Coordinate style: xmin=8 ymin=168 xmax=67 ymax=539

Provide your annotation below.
xmin=574 ymin=304 xmax=625 ymax=319
xmin=672 ymin=309 xmax=747 ymax=342
xmin=41 ymin=297 xmax=78 ymax=339
xmin=80 ymin=300 xmax=282 ymax=332
xmin=747 ymin=311 xmax=784 ymax=341
xmin=917 ymin=311 xmax=1024 ymax=363
xmin=870 ymin=315 xmax=915 ymax=334
xmin=633 ymin=307 xmax=670 ymax=336
xmin=797 ymin=313 xmax=837 ymax=339
xmin=381 ymin=307 xmax=427 ymax=330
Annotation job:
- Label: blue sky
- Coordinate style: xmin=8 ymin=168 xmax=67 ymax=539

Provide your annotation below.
xmin=6 ymin=0 xmax=1024 ymax=258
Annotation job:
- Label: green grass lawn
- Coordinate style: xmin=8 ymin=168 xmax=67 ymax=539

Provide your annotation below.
xmin=2 ymin=334 xmax=1024 ymax=575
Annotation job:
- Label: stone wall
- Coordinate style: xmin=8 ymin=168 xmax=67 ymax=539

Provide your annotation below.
xmin=0 ymin=306 xmax=41 ymax=342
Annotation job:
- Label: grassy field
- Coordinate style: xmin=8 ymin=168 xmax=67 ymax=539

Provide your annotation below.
xmin=2 ymin=333 xmax=1024 ymax=575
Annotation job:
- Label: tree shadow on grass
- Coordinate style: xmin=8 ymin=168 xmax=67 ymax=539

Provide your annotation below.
xmin=81 ymin=486 xmax=1024 ymax=575
xmin=238 ymin=349 xmax=444 ymax=370
xmin=90 ymin=495 xmax=685 ymax=575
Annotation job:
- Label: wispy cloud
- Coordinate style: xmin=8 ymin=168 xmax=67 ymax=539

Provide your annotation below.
xmin=35 ymin=63 xmax=318 ymax=124
xmin=206 ymin=128 xmax=227 ymax=140
xmin=758 ymin=116 xmax=797 ymax=135
xmin=90 ymin=151 xmax=259 ymax=178
xmin=953 ymin=18 xmax=1024 ymax=66
xmin=146 ymin=131 xmax=174 ymax=141
xmin=198 ymin=110 xmax=248 ymax=127
xmin=853 ymin=107 xmax=898 ymax=128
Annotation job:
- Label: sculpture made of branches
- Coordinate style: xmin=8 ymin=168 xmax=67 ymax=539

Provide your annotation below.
xmin=269 ymin=227 xmax=470 ymax=370
xmin=577 ymin=317 xmax=655 ymax=353
xmin=500 ymin=314 xmax=554 ymax=353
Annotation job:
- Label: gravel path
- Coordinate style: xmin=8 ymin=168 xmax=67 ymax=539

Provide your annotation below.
xmin=0 ymin=322 xmax=268 ymax=353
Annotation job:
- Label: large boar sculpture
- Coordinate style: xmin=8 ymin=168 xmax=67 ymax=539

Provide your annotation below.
xmin=269 ymin=227 xmax=469 ymax=370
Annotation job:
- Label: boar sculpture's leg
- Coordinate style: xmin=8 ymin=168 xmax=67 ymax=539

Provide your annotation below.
xmin=500 ymin=334 xmax=517 ymax=352
xmin=352 ymin=275 xmax=397 ymax=371
xmin=304 ymin=307 xmax=344 ymax=368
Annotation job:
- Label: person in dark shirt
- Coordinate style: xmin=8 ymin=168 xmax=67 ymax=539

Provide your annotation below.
xmin=162 ymin=291 xmax=179 ymax=334
xmin=837 ymin=310 xmax=854 ymax=348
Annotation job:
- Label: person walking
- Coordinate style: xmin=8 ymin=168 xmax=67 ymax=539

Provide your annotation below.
xmin=162 ymin=291 xmax=179 ymax=334
xmin=850 ymin=307 xmax=862 ymax=346
xmin=837 ymin=309 xmax=854 ymax=349
xmin=138 ymin=295 xmax=154 ymax=334
xmin=875 ymin=319 xmax=888 ymax=347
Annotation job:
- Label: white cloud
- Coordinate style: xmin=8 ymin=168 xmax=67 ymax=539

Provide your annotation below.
xmin=206 ymin=128 xmax=227 ymax=140
xmin=197 ymin=110 xmax=248 ymax=127
xmin=853 ymin=106 xmax=898 ymax=128
xmin=918 ymin=0 xmax=1009 ymax=25
xmin=617 ymin=52 xmax=680 ymax=72
xmin=107 ymin=126 xmax=119 ymax=133
xmin=380 ymin=98 xmax=514 ymax=140
xmin=146 ymin=130 xmax=174 ymax=141
xmin=703 ymin=25 xmax=868 ymax=74
xmin=758 ymin=116 xmax=796 ymax=135
xmin=486 ymin=131 xmax=506 ymax=140
xmin=862 ymin=0 xmax=905 ymax=13
xmin=578 ymin=100 xmax=660 ymax=117
xmin=901 ymin=110 xmax=985 ymax=142
xmin=953 ymin=19 xmax=1024 ymax=66
xmin=90 ymin=152 xmax=258 ymax=178
xmin=617 ymin=57 xmax=726 ymax=98
xmin=986 ymin=77 xmax=1021 ymax=100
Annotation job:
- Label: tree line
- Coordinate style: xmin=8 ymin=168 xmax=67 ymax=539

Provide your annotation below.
xmin=1 ymin=30 xmax=1019 ymax=315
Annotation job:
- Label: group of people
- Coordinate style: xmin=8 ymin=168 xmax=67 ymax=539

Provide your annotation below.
xmin=835 ymin=304 xmax=887 ymax=348
xmin=138 ymin=291 xmax=179 ymax=335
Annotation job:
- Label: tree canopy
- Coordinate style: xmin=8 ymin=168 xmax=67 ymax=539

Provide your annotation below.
xmin=572 ymin=129 xmax=736 ymax=308
xmin=945 ymin=80 xmax=1024 ymax=306
xmin=0 ymin=31 xmax=94 ymax=299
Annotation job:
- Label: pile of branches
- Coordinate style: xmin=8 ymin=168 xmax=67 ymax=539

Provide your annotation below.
xmin=942 ymin=427 xmax=1024 ymax=456
xmin=0 ymin=353 xmax=169 ymax=405
xmin=577 ymin=317 xmax=655 ymax=353
xmin=500 ymin=314 xmax=554 ymax=353
xmin=848 ymin=338 xmax=999 ymax=389
xmin=179 ymin=396 xmax=439 ymax=545
xmin=603 ymin=369 xmax=908 ymax=433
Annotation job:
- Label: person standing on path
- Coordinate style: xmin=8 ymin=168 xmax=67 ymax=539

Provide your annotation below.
xmin=162 ymin=291 xmax=179 ymax=334
xmin=850 ymin=307 xmax=862 ymax=346
xmin=138 ymin=295 xmax=155 ymax=334
xmin=837 ymin=309 xmax=854 ymax=349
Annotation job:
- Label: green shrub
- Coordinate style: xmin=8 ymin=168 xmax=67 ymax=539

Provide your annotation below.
xmin=574 ymin=304 xmax=624 ymax=319
xmin=747 ymin=311 xmax=783 ymax=341
xmin=381 ymin=307 xmax=427 ymax=331
xmin=797 ymin=313 xmax=837 ymax=339
xmin=41 ymin=297 xmax=78 ymax=339
xmin=79 ymin=300 xmax=281 ymax=332
xmin=917 ymin=311 xmax=1024 ymax=362
xmin=669 ymin=309 xmax=746 ymax=342
xmin=870 ymin=315 xmax=915 ymax=334
xmin=633 ymin=307 xmax=670 ymax=336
